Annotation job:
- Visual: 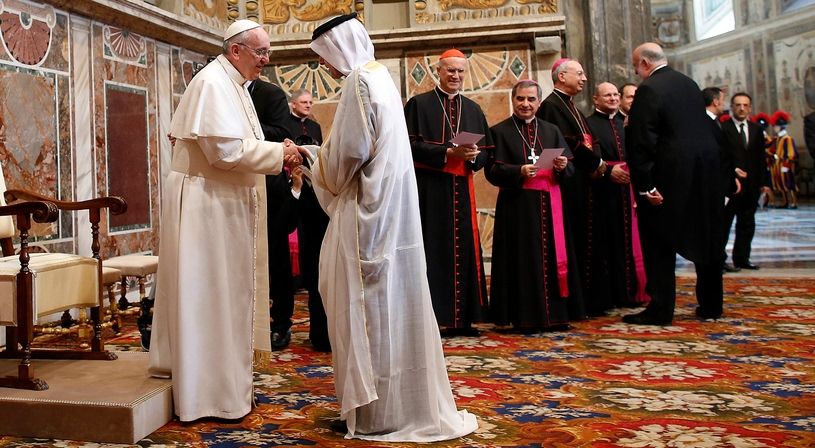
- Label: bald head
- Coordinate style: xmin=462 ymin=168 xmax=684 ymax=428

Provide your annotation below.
xmin=632 ymin=42 xmax=667 ymax=81
xmin=593 ymin=82 xmax=620 ymax=114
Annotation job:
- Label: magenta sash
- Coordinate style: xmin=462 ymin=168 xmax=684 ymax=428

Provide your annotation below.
xmin=607 ymin=162 xmax=650 ymax=304
xmin=522 ymin=169 xmax=569 ymax=298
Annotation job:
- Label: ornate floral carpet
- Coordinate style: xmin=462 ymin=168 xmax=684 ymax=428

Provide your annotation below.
xmin=3 ymin=276 xmax=815 ymax=447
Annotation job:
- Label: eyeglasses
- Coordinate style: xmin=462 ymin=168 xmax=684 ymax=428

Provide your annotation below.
xmin=236 ymin=42 xmax=271 ymax=58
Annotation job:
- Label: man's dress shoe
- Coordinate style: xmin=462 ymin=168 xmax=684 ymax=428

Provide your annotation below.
xmin=735 ymin=262 xmax=760 ymax=270
xmin=722 ymin=263 xmax=741 ymax=273
xmin=622 ymin=310 xmax=673 ymax=326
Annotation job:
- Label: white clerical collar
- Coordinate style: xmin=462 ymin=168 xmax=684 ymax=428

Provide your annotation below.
xmin=291 ymin=113 xmax=307 ymax=122
xmin=216 ymin=54 xmax=247 ymax=86
xmin=595 ymin=108 xmax=616 ymax=119
xmin=706 ymin=109 xmax=717 ymax=120
xmin=436 ymin=86 xmax=459 ymax=99
xmin=554 ymin=88 xmax=572 ymax=100
xmin=513 ymin=115 xmax=535 ymax=124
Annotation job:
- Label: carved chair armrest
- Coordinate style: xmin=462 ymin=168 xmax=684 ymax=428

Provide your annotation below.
xmin=4 ymin=189 xmax=127 ymax=216
xmin=0 ymin=200 xmax=59 ymax=259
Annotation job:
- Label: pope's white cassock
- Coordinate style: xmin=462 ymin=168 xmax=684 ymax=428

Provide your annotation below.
xmin=148 ymin=52 xmax=285 ymax=421
xmin=309 ymin=14 xmax=478 ymax=442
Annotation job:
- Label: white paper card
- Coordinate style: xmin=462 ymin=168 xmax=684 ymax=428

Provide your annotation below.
xmin=534 ymin=148 xmax=565 ymax=170
xmin=449 ymin=132 xmax=484 ymax=146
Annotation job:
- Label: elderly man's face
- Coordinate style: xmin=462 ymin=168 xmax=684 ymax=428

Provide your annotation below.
xmin=512 ymin=86 xmax=541 ymax=120
xmin=593 ymin=83 xmax=620 ymax=114
xmin=620 ymin=85 xmax=637 ymax=114
xmin=557 ymin=61 xmax=587 ymax=95
xmin=291 ymin=92 xmax=313 ymax=118
xmin=229 ymin=28 xmax=271 ymax=80
xmin=437 ymin=57 xmax=467 ymax=94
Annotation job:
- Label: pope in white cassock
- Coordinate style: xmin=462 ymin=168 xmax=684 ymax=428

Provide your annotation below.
xmin=148 ymin=20 xmax=303 ymax=422
xmin=309 ymin=13 xmax=478 ymax=441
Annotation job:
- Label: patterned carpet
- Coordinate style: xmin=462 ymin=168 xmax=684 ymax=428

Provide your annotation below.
xmin=3 ymin=276 xmax=815 ymax=447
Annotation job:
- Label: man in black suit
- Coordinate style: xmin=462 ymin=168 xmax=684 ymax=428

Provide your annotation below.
xmin=702 ymin=86 xmax=740 ymax=233
xmin=721 ymin=92 xmax=765 ymax=271
xmin=623 ymin=43 xmax=726 ymax=325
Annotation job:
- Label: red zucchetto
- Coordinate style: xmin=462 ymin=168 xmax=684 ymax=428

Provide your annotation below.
xmin=440 ymin=48 xmax=466 ymax=59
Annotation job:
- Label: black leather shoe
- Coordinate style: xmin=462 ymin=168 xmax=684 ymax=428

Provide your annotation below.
xmin=271 ymin=329 xmax=292 ymax=350
xmin=735 ymin=262 xmax=760 ymax=270
xmin=329 ymin=419 xmax=347 ymax=433
xmin=722 ymin=263 xmax=741 ymax=273
xmin=695 ymin=307 xmax=722 ymax=320
xmin=622 ymin=310 xmax=672 ymax=326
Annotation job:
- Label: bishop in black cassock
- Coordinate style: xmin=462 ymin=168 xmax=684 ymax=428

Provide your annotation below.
xmin=585 ymin=82 xmax=649 ymax=309
xmin=536 ymin=58 xmax=607 ymax=319
xmin=404 ymin=49 xmax=492 ymax=334
xmin=487 ymin=80 xmax=573 ymax=331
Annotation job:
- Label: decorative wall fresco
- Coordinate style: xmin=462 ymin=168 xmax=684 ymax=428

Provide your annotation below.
xmin=273 ymin=60 xmax=342 ymax=101
xmin=184 ymin=0 xmax=230 ymax=29
xmin=261 ymin=0 xmax=353 ymax=35
xmin=651 ymin=1 xmax=687 ymax=47
xmin=690 ymin=50 xmax=748 ymax=99
xmin=415 ymin=0 xmax=557 ymax=25
xmin=103 ymin=26 xmax=147 ymax=66
xmin=773 ymin=30 xmax=815 ymax=122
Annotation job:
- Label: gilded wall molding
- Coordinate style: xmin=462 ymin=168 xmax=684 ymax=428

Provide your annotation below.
xmin=262 ymin=0 xmax=352 ymax=26
xmin=417 ymin=0 xmax=557 ymax=24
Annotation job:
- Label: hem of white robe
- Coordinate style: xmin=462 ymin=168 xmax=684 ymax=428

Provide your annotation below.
xmin=344 ymin=410 xmax=478 ymax=442
xmin=177 ymin=406 xmax=252 ymax=423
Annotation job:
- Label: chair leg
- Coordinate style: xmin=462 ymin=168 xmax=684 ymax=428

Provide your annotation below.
xmin=117 ymin=276 xmax=129 ymax=311
xmin=90 ymin=306 xmax=104 ymax=353
xmin=107 ymin=283 xmax=122 ymax=335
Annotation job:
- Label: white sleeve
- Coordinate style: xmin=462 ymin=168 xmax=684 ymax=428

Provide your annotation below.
xmin=197 ymin=136 xmax=284 ymax=175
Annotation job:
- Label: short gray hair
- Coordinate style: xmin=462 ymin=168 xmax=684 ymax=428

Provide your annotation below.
xmin=551 ymin=60 xmax=573 ymax=84
xmin=222 ymin=31 xmax=248 ymax=55
xmin=290 ymin=88 xmax=312 ymax=101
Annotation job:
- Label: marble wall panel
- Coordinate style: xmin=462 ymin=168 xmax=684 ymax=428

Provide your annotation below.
xmin=91 ymin=24 xmax=160 ymax=257
xmin=105 ymin=83 xmax=150 ymax=231
xmin=0 ymin=65 xmax=62 ymax=240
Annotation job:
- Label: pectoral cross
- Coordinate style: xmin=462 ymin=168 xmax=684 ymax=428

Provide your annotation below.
xmin=528 ymin=153 xmax=539 ymax=164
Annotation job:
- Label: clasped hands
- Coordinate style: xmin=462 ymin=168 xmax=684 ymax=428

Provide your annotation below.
xmin=282 ymin=138 xmax=309 ymax=168
xmin=448 ymin=143 xmax=480 ymax=162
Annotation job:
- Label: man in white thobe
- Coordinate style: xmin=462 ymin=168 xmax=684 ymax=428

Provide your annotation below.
xmin=148 ymin=20 xmax=303 ymax=422
xmin=309 ymin=13 xmax=478 ymax=442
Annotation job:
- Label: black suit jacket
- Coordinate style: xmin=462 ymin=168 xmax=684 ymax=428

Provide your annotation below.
xmin=804 ymin=111 xmax=815 ymax=159
xmin=721 ymin=119 xmax=765 ymax=199
xmin=248 ymin=79 xmax=291 ymax=142
xmin=709 ymin=116 xmax=737 ymax=197
xmin=626 ymin=66 xmax=724 ymax=264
